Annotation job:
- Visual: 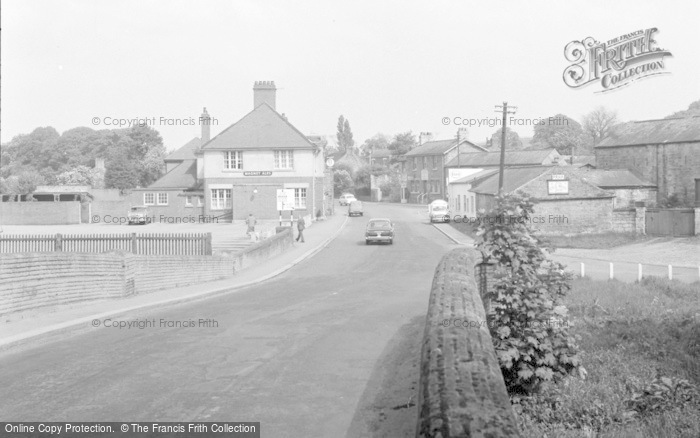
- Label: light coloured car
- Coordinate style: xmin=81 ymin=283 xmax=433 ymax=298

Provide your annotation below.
xmin=348 ymin=200 xmax=364 ymax=217
xmin=428 ymin=199 xmax=450 ymax=223
xmin=339 ymin=193 xmax=357 ymax=206
xmin=365 ymin=218 xmax=394 ymax=245
xmin=127 ymin=206 xmax=150 ymax=225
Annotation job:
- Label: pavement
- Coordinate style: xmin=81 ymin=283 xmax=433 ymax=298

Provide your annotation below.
xmin=0 ymin=213 xmax=349 ymax=351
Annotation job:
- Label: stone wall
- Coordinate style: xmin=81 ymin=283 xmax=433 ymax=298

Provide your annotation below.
xmin=417 ymin=248 xmax=520 ymax=437
xmin=530 ymin=198 xmax=614 ymax=234
xmin=0 ymin=202 xmax=82 ymax=225
xmin=0 ymin=229 xmax=294 ymax=316
xmin=612 ymin=208 xmax=636 ymax=233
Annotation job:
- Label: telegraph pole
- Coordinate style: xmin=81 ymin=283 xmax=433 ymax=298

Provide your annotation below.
xmin=494 ymin=102 xmax=517 ymax=194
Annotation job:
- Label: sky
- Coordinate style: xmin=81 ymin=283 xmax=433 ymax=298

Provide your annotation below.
xmin=2 ymin=0 xmax=699 ymax=153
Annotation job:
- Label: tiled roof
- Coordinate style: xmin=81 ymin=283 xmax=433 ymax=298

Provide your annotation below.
xmin=580 ymin=169 xmax=655 ymax=188
xmin=147 ymin=160 xmax=197 ymax=189
xmin=445 ymin=149 xmax=559 ymax=167
xmin=165 ymin=137 xmax=201 ymax=161
xmin=470 ymin=166 xmax=552 ymax=195
xmin=405 ymin=139 xmax=486 ymax=156
xmin=451 ymin=168 xmax=500 ymax=184
xmin=202 ymin=103 xmax=316 ymax=150
xmin=596 ymin=116 xmax=700 ymax=148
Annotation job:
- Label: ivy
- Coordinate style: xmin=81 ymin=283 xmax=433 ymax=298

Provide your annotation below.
xmin=476 ymin=192 xmax=582 ymax=395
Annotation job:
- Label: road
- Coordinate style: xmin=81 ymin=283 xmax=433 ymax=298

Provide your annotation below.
xmin=0 ymin=203 xmax=456 ymax=438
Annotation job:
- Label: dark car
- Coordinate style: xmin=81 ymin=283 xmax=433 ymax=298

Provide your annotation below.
xmin=348 ymin=200 xmax=363 ymax=217
xmin=365 ymin=218 xmax=394 ymax=245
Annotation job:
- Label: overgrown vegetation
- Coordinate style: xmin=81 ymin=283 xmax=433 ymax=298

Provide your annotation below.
xmin=476 ymin=192 xmax=583 ymax=394
xmin=516 ymin=277 xmax=700 ymax=437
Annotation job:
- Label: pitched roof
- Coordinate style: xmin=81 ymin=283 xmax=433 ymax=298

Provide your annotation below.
xmin=451 ymin=168 xmax=500 ymax=184
xmin=165 ymin=137 xmax=201 ymax=161
xmin=147 ymin=160 xmax=197 ymax=189
xmin=201 ymin=103 xmax=315 ymax=150
xmin=470 ymin=166 xmax=552 ymax=195
xmin=445 ymin=149 xmax=559 ymax=167
xmin=597 ymin=116 xmax=700 ymax=148
xmin=405 ymin=139 xmax=486 ymax=156
xmin=370 ymin=149 xmax=392 ymax=158
xmin=580 ymin=169 xmax=656 ymax=188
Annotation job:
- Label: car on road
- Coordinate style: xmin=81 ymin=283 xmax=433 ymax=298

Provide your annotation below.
xmin=428 ymin=199 xmax=450 ymax=223
xmin=348 ymin=200 xmax=363 ymax=217
xmin=339 ymin=193 xmax=357 ymax=206
xmin=365 ymin=218 xmax=394 ymax=245
xmin=127 ymin=206 xmax=151 ymax=225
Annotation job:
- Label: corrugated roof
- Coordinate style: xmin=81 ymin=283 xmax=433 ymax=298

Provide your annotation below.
xmin=201 ymin=103 xmax=315 ymax=150
xmin=148 ymin=160 xmax=197 ymax=189
xmin=597 ymin=116 xmax=700 ymax=148
xmin=405 ymin=139 xmax=486 ymax=156
xmin=445 ymin=149 xmax=559 ymax=167
xmin=165 ymin=137 xmax=202 ymax=161
xmin=580 ymin=169 xmax=655 ymax=188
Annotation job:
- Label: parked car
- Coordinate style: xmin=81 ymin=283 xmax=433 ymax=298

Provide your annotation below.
xmin=339 ymin=193 xmax=357 ymax=206
xmin=428 ymin=199 xmax=450 ymax=223
xmin=365 ymin=218 xmax=394 ymax=245
xmin=128 ymin=206 xmax=151 ymax=225
xmin=348 ymin=200 xmax=364 ymax=217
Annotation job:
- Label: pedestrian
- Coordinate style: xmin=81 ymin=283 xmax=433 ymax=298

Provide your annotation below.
xmin=296 ymin=214 xmax=306 ymax=243
xmin=245 ymin=213 xmax=257 ymax=238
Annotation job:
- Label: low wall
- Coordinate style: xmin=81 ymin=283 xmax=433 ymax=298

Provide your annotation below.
xmin=417 ymin=248 xmax=520 ymax=437
xmin=0 ymin=229 xmax=296 ymax=316
xmin=612 ymin=208 xmax=636 ymax=233
xmin=0 ymin=202 xmax=81 ymax=225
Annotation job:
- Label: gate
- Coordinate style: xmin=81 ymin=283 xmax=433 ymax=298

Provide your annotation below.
xmin=645 ymin=208 xmax=695 ymax=236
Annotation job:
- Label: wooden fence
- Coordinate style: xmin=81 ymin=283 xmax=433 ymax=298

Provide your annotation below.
xmin=0 ymin=233 xmax=212 ymax=255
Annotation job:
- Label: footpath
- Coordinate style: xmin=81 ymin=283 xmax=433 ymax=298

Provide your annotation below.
xmin=431 ymin=223 xmax=699 ymax=284
xmin=0 ymin=214 xmax=348 ymax=351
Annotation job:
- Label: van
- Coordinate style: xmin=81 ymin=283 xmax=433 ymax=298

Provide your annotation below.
xmin=428 ymin=200 xmax=450 ymax=223
xmin=348 ymin=200 xmax=364 ymax=217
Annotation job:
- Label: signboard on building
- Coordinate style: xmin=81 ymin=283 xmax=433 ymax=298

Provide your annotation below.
xmin=420 ymin=169 xmax=429 ymax=181
xmin=276 ymin=189 xmax=296 ymax=211
xmin=447 ymin=168 xmax=484 ymax=184
xmin=244 ymin=171 xmax=272 ymax=176
xmin=547 ymin=180 xmax=569 ymax=195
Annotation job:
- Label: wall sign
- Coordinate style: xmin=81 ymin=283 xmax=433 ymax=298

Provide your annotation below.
xmin=548 ymin=180 xmax=569 ymax=195
xmin=243 ymin=171 xmax=272 ymax=176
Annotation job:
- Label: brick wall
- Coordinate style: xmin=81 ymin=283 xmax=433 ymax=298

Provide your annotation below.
xmin=596 ymin=142 xmax=700 ymax=206
xmin=0 ymin=202 xmax=81 ymax=225
xmin=90 ymin=200 xmax=131 ymax=223
xmin=0 ymin=229 xmax=295 ymax=316
xmin=417 ymin=248 xmax=520 ymax=437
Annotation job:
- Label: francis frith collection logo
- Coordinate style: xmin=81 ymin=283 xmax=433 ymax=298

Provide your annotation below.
xmin=563 ymin=28 xmax=672 ymax=92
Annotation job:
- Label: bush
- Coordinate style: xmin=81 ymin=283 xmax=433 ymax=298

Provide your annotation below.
xmin=476 ymin=192 xmax=583 ymax=395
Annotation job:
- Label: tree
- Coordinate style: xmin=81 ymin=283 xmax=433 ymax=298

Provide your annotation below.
xmin=665 ymin=99 xmax=700 ymax=118
xmin=360 ymin=133 xmax=390 ymax=158
xmin=489 ymin=127 xmax=523 ymax=151
xmin=336 ymin=115 xmax=356 ymax=154
xmin=105 ymin=155 xmax=140 ymax=191
xmin=582 ymin=106 xmax=619 ymax=147
xmin=54 ymin=165 xmax=103 ymax=186
xmin=388 ymin=131 xmax=417 ymax=158
xmin=0 ymin=171 xmax=45 ymax=195
xmin=532 ymin=114 xmax=589 ymax=155
xmin=333 ymin=169 xmax=354 ymax=196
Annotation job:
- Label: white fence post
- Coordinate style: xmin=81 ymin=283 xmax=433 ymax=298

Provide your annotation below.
xmin=638 ymin=264 xmax=643 ymax=282
xmin=580 ymin=262 xmax=585 ymax=278
xmin=668 ymin=265 xmax=673 ymax=280
xmin=609 ymin=262 xmax=614 ymax=280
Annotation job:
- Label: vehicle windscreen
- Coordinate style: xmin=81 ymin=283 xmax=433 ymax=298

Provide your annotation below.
xmin=368 ymin=220 xmax=391 ymax=229
xmin=432 ymin=205 xmax=447 ymax=212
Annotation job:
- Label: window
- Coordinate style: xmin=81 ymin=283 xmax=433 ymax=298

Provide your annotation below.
xmin=465 ymin=196 xmax=469 ymax=214
xmin=157 ymin=193 xmax=168 ymax=205
xmin=211 ymin=189 xmax=231 ymax=210
xmin=294 ymin=188 xmax=307 ymax=208
xmin=413 ymin=158 xmax=417 ymax=170
xmin=224 ymin=151 xmax=243 ymax=170
xmin=274 ymin=150 xmax=294 ymax=169
xmin=433 ymin=156 xmax=437 ymax=170
xmin=185 ymin=196 xmax=193 ymax=207
xmin=197 ymin=196 xmax=204 ymax=207
xmin=456 ymin=195 xmax=461 ymax=212
xmin=423 ymin=157 xmax=428 ymax=169
xmin=144 ymin=193 xmax=155 ymax=205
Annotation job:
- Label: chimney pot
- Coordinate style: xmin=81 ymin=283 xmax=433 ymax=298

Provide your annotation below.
xmin=253 ymin=81 xmax=277 ymax=110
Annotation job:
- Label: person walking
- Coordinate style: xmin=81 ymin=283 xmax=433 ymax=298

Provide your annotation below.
xmin=245 ymin=213 xmax=257 ymax=239
xmin=296 ymin=214 xmax=306 ymax=243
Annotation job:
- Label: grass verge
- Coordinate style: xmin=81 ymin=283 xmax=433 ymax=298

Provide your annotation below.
xmin=515 ymin=277 xmax=700 ymax=437
xmin=541 ymin=232 xmax=656 ymax=249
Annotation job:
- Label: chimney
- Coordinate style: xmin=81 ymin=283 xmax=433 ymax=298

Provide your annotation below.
xmin=419 ymin=132 xmax=434 ymax=145
xmin=253 ymin=81 xmax=276 ymax=110
xmin=94 ymin=158 xmax=105 ymax=170
xmin=200 ymin=107 xmax=211 ymax=143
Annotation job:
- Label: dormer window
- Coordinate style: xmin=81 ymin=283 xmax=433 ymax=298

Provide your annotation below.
xmin=224 ymin=151 xmax=243 ymax=170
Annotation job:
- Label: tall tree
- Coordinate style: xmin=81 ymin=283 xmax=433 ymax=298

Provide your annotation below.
xmin=532 ymin=114 xmax=589 ymax=155
xmin=360 ymin=133 xmax=390 ymax=158
xmin=664 ymin=99 xmax=700 ymax=118
xmin=388 ymin=131 xmax=417 ymax=157
xmin=336 ymin=115 xmax=356 ymax=154
xmin=488 ymin=127 xmax=523 ymax=151
xmin=582 ymin=106 xmax=619 ymax=147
